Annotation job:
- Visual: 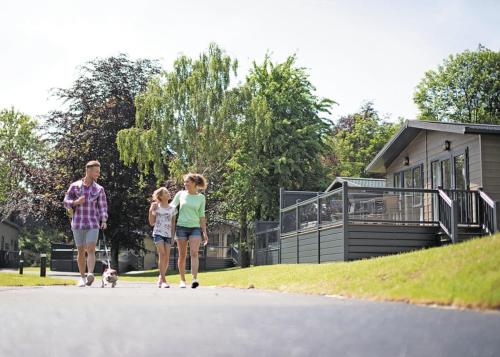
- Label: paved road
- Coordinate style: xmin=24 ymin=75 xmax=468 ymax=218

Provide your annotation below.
xmin=1 ymin=281 xmax=499 ymax=357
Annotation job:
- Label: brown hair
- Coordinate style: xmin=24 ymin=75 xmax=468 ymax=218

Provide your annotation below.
xmin=184 ymin=173 xmax=207 ymax=189
xmin=86 ymin=160 xmax=101 ymax=169
xmin=152 ymin=187 xmax=170 ymax=202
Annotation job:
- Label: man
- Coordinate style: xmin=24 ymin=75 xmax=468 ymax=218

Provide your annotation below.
xmin=63 ymin=160 xmax=108 ymax=287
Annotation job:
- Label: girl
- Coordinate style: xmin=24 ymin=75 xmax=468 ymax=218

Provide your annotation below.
xmin=148 ymin=187 xmax=177 ymax=288
xmin=170 ymin=173 xmax=208 ymax=288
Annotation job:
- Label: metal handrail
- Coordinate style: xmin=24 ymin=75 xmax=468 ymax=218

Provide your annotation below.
xmin=478 ymin=189 xmax=498 ymax=234
xmin=279 ymin=186 xmax=494 ymax=242
xmin=280 ymin=187 xmax=441 ymax=213
xmin=438 ymin=189 xmax=453 ymax=206
xmin=437 ymin=188 xmax=457 ymax=242
xmin=255 ymin=227 xmax=280 ymax=235
xmin=230 ymin=245 xmax=240 ymax=265
xmin=348 ymin=186 xmax=438 ymax=194
xmin=479 ymin=189 xmax=495 ymax=207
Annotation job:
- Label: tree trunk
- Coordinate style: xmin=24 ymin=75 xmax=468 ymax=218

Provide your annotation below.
xmin=239 ymin=211 xmax=250 ymax=268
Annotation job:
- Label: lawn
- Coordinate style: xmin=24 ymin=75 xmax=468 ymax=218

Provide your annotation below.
xmin=122 ymin=233 xmax=500 ymax=310
xmin=0 ymin=273 xmax=74 ymax=287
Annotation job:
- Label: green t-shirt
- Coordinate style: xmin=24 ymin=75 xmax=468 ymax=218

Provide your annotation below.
xmin=170 ymin=190 xmax=206 ymax=228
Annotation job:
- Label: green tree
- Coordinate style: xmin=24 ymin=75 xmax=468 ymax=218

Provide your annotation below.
xmin=36 ymin=55 xmax=160 ymax=268
xmin=223 ymin=55 xmax=333 ymax=266
xmin=414 ymin=45 xmax=500 ymax=124
xmin=0 ymin=108 xmax=46 ymax=205
xmin=117 ymin=43 xmax=239 ymax=181
xmin=243 ymin=55 xmax=333 ymax=220
xmin=325 ymin=102 xmax=399 ymax=178
xmin=117 ymin=43 xmax=240 ymax=227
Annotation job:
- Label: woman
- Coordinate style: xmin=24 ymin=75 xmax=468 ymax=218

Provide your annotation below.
xmin=170 ymin=173 xmax=208 ymax=288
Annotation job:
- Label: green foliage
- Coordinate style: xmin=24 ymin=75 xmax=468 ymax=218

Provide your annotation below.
xmin=224 ymin=55 xmax=333 ymax=223
xmin=0 ymin=273 xmax=74 ymax=286
xmin=117 ymin=47 xmax=334 ymax=267
xmin=414 ymin=45 xmax=500 ymax=124
xmin=117 ymin=43 xmax=239 ymax=183
xmin=0 ymin=108 xmax=46 ymax=204
xmin=325 ymin=103 xmax=399 ymax=178
xmin=18 ymin=228 xmax=65 ymax=264
xmin=8 ymin=55 xmax=162 ymax=266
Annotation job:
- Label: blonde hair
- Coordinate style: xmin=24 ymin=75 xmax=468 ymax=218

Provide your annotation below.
xmin=184 ymin=173 xmax=207 ymax=190
xmin=86 ymin=160 xmax=101 ymax=169
xmin=152 ymin=187 xmax=169 ymax=202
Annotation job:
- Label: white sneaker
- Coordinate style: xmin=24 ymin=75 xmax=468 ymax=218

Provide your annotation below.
xmin=86 ymin=273 xmax=95 ymax=286
xmin=77 ymin=277 xmax=86 ymax=287
xmin=179 ymin=281 xmax=186 ymax=288
xmin=161 ymin=282 xmax=170 ymax=288
xmin=191 ymin=279 xmax=199 ymax=289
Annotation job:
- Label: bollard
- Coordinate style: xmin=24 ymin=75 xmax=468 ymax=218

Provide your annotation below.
xmin=40 ymin=253 xmax=47 ymax=277
xmin=19 ymin=250 xmax=24 ymax=275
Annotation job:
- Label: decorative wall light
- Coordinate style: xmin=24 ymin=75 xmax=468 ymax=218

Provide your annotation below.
xmin=443 ymin=140 xmax=451 ymax=151
xmin=403 ymin=156 xmax=410 ymax=166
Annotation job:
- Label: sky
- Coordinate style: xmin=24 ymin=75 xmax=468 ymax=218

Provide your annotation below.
xmin=0 ymin=0 xmax=499 ymax=124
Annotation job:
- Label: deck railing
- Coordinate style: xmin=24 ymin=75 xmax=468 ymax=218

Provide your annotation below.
xmin=445 ymin=189 xmax=479 ymax=225
xmin=478 ymin=189 xmax=498 ymax=234
xmin=438 ymin=188 xmax=457 ymax=243
xmin=254 ymin=227 xmax=280 ymax=265
xmin=280 ymin=184 xmax=498 ymax=241
xmin=281 ymin=186 xmax=442 ymax=236
xmin=346 ymin=186 xmax=438 ymax=225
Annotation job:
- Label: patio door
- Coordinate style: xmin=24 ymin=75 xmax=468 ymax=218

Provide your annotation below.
xmin=431 ymin=150 xmax=469 ymax=221
xmin=432 ymin=158 xmax=452 ymax=190
xmin=394 ymin=165 xmax=424 ymax=221
xmin=431 ymin=159 xmax=451 ymax=221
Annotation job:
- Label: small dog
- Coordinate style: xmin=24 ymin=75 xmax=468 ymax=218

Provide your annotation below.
xmin=101 ymin=263 xmax=118 ymax=288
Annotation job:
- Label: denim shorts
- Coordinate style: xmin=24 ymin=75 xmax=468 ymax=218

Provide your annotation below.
xmin=153 ymin=234 xmax=172 ymax=245
xmin=72 ymin=229 xmax=99 ymax=248
xmin=175 ymin=226 xmax=202 ymax=240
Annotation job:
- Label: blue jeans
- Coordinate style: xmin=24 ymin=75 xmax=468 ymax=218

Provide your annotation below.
xmin=175 ymin=226 xmax=202 ymax=240
xmin=153 ymin=234 xmax=172 ymax=245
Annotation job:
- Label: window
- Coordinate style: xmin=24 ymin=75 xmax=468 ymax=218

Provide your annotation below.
xmin=431 ymin=161 xmax=440 ymax=189
xmin=404 ymin=170 xmax=413 ymax=188
xmin=393 ymin=173 xmax=401 ymax=188
xmin=454 ymin=154 xmax=467 ymax=190
xmin=413 ymin=166 xmax=423 ymax=206
xmin=441 ymin=159 xmax=451 ymax=189
xmin=394 ymin=165 xmax=424 ymax=189
xmin=431 ymin=150 xmax=469 ymax=190
xmin=226 ymin=232 xmax=236 ymax=246
xmin=208 ymin=232 xmax=219 ymax=246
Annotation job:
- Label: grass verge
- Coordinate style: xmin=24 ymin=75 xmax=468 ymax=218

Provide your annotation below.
xmin=122 ymin=234 xmax=500 ymax=310
xmin=0 ymin=273 xmax=74 ymax=286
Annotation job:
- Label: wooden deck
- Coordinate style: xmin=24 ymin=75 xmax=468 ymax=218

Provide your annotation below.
xmin=254 ymin=184 xmax=499 ymax=265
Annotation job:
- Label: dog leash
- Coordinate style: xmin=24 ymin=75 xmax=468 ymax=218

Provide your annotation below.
xmin=101 ymin=230 xmax=112 ymax=269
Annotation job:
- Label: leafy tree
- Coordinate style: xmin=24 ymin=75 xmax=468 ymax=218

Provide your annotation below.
xmin=243 ymin=55 xmax=333 ymax=219
xmin=0 ymin=108 xmax=46 ymax=205
xmin=117 ymin=43 xmax=240 ymax=227
xmin=325 ymin=102 xmax=399 ymax=178
xmin=20 ymin=55 xmax=161 ymax=268
xmin=18 ymin=228 xmax=66 ymax=265
xmin=414 ymin=45 xmax=500 ymax=124
xmin=223 ymin=55 xmax=334 ymax=266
